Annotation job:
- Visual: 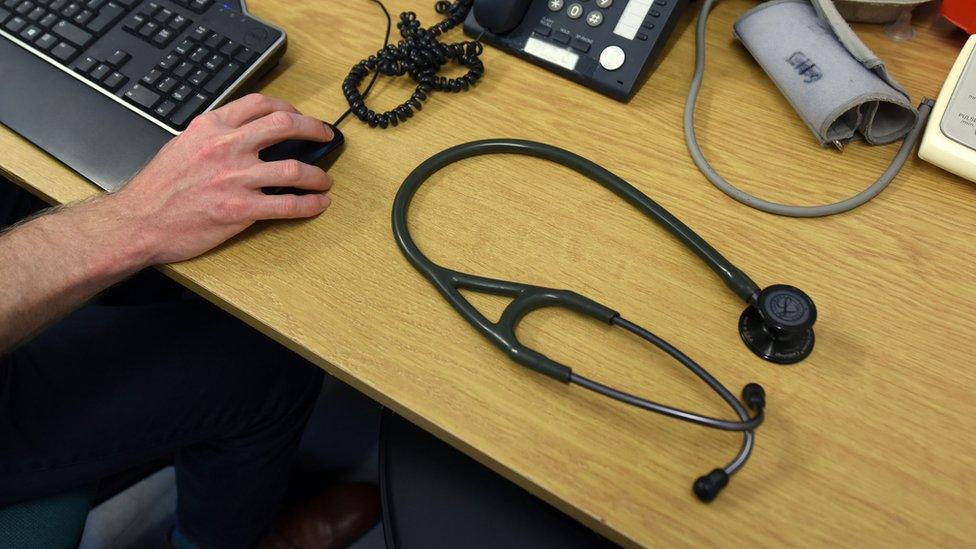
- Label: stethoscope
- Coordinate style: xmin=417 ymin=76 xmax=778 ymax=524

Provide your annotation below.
xmin=391 ymin=139 xmax=818 ymax=501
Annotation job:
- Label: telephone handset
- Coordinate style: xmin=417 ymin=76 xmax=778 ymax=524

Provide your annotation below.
xmin=464 ymin=0 xmax=688 ymax=100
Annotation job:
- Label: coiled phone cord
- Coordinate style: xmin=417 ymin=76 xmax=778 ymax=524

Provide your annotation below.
xmin=684 ymin=0 xmax=935 ymax=217
xmin=338 ymin=0 xmax=484 ymax=129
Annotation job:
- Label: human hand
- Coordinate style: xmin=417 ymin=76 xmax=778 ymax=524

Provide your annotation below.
xmin=112 ymin=93 xmax=335 ymax=265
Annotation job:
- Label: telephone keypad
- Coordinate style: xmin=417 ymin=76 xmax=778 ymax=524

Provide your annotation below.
xmin=465 ymin=0 xmax=688 ymax=100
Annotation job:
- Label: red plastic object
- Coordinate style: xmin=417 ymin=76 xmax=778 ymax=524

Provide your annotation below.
xmin=943 ymin=0 xmax=976 ymax=34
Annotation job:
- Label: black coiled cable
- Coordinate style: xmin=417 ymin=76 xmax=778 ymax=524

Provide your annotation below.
xmin=338 ymin=0 xmax=484 ymax=129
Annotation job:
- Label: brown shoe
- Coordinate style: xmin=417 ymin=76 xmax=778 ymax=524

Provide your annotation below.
xmin=260 ymin=483 xmax=380 ymax=549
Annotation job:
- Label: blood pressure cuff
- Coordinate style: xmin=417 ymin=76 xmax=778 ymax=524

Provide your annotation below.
xmin=733 ymin=0 xmax=918 ymax=146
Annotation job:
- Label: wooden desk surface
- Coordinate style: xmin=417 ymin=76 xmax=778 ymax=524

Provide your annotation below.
xmin=3 ymin=1 xmax=975 ymax=545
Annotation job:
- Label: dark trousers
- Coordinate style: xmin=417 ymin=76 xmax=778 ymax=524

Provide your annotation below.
xmin=0 ymin=181 xmax=324 ymax=548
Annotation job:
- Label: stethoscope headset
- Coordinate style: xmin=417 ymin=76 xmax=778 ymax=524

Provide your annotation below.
xmin=391 ymin=139 xmax=818 ymax=501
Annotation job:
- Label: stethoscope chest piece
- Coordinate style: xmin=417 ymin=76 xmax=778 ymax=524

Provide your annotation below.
xmin=739 ymin=284 xmax=817 ymax=365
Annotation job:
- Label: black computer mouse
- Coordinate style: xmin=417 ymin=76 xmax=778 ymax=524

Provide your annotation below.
xmin=259 ymin=122 xmax=345 ymax=194
xmin=259 ymin=122 xmax=345 ymax=166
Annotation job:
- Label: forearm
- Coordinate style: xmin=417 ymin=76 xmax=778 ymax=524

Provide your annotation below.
xmin=0 ymin=195 xmax=155 ymax=353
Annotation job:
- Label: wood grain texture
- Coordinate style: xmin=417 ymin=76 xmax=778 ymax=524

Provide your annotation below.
xmin=3 ymin=2 xmax=975 ymax=546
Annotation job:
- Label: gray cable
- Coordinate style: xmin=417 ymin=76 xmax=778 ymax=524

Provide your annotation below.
xmin=570 ymin=316 xmax=762 ymax=475
xmin=684 ymin=0 xmax=934 ymax=217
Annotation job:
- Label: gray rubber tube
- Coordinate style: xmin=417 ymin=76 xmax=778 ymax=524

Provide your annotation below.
xmin=684 ymin=0 xmax=934 ymax=217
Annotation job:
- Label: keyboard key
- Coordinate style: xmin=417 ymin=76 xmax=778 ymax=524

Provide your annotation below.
xmin=27 ymin=6 xmax=44 ymax=20
xmin=85 ymin=0 xmax=105 ymax=8
xmin=52 ymin=19 xmax=92 ymax=46
xmin=49 ymin=0 xmax=65 ymax=9
xmin=114 ymin=0 xmax=136 ymax=6
xmin=4 ymin=14 xmax=26 ymax=31
xmin=106 ymin=48 xmax=129 ymax=66
xmin=157 ymin=52 xmax=178 ymax=69
xmin=218 ymin=39 xmax=238 ymax=57
xmin=189 ymin=0 xmax=209 ymax=12
xmin=188 ymin=24 xmax=207 ymax=41
xmin=124 ymin=83 xmax=160 ymax=109
xmin=151 ymin=6 xmax=170 ymax=23
xmin=203 ymin=32 xmax=222 ymax=49
xmin=86 ymin=0 xmax=121 ymax=33
xmin=202 ymin=53 xmax=223 ymax=71
xmin=151 ymin=26 xmax=173 ymax=46
xmin=171 ymin=83 xmax=191 ymax=102
xmin=50 ymin=40 xmax=76 ymax=61
xmin=89 ymin=62 xmax=110 ymax=80
xmin=143 ymin=0 xmax=159 ymax=14
xmin=2 ymin=0 xmax=18 ymax=9
xmin=75 ymin=54 xmax=96 ymax=72
xmin=102 ymin=70 xmax=127 ymax=90
xmin=137 ymin=19 xmax=156 ymax=37
xmin=72 ymin=8 xmax=92 ymax=24
xmin=203 ymin=61 xmax=239 ymax=94
xmin=121 ymin=11 xmax=144 ymax=31
xmin=39 ymin=11 xmax=56 ymax=26
xmin=173 ymin=37 xmax=192 ymax=55
xmin=156 ymin=75 xmax=176 ymax=93
xmin=188 ymin=45 xmax=207 ymax=63
xmin=234 ymin=47 xmax=256 ymax=64
xmin=172 ymin=61 xmax=191 ymax=78
xmin=140 ymin=67 xmax=162 ymax=84
xmin=168 ymin=13 xmax=186 ymax=31
xmin=14 ymin=1 xmax=31 ymax=15
xmin=0 ymin=6 xmax=9 ymax=22
xmin=187 ymin=68 xmax=209 ymax=87
xmin=61 ymin=2 xmax=80 ymax=17
xmin=154 ymin=100 xmax=176 ymax=117
xmin=19 ymin=23 xmax=41 ymax=41
xmin=169 ymin=91 xmax=207 ymax=127
xmin=34 ymin=30 xmax=56 ymax=49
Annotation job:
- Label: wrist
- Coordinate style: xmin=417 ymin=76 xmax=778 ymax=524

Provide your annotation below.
xmin=67 ymin=193 xmax=161 ymax=277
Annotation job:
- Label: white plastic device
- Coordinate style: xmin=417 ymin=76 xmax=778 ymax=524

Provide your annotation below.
xmin=919 ymin=35 xmax=976 ymax=182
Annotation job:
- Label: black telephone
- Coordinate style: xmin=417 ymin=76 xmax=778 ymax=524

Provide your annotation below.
xmin=464 ymin=0 xmax=688 ymax=100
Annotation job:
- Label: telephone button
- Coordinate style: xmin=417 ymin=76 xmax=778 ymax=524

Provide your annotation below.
xmin=533 ymin=23 xmax=551 ymax=36
xmin=567 ymin=2 xmax=583 ymax=18
xmin=596 ymin=0 xmax=612 ymax=7
xmin=570 ymin=37 xmax=590 ymax=52
xmin=585 ymin=10 xmax=603 ymax=26
xmin=547 ymin=0 xmax=563 ymax=11
xmin=599 ymin=45 xmax=625 ymax=71
xmin=552 ymin=30 xmax=571 ymax=44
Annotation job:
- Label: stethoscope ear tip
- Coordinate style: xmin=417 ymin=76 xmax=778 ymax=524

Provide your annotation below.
xmin=693 ymin=468 xmax=730 ymax=502
xmin=739 ymin=285 xmax=817 ymax=365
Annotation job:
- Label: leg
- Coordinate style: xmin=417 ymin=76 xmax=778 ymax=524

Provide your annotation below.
xmin=0 ymin=299 xmax=324 ymax=548
xmin=0 ymin=177 xmax=46 ymax=229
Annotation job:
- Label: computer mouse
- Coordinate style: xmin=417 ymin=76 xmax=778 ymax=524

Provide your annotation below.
xmin=259 ymin=122 xmax=345 ymax=166
xmin=259 ymin=122 xmax=345 ymax=195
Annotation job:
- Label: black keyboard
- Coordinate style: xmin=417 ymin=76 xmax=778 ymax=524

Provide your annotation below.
xmin=0 ymin=0 xmax=286 ymax=133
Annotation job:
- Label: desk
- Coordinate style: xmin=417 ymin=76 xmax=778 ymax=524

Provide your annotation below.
xmin=3 ymin=1 xmax=975 ymax=545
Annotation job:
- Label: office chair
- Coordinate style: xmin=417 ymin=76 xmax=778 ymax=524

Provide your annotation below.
xmin=0 ymin=485 xmax=97 ymax=549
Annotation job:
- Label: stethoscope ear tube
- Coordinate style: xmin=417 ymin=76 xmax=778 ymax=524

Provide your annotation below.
xmin=391 ymin=139 xmax=804 ymax=501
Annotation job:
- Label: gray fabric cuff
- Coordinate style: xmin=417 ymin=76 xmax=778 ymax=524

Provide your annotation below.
xmin=733 ymin=0 xmax=917 ymax=146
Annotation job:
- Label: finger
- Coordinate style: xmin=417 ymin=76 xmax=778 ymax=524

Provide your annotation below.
xmin=238 ymin=111 xmax=333 ymax=151
xmin=211 ymin=93 xmax=299 ymax=127
xmin=244 ymin=159 xmax=333 ymax=191
xmin=248 ymin=193 xmax=332 ymax=220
